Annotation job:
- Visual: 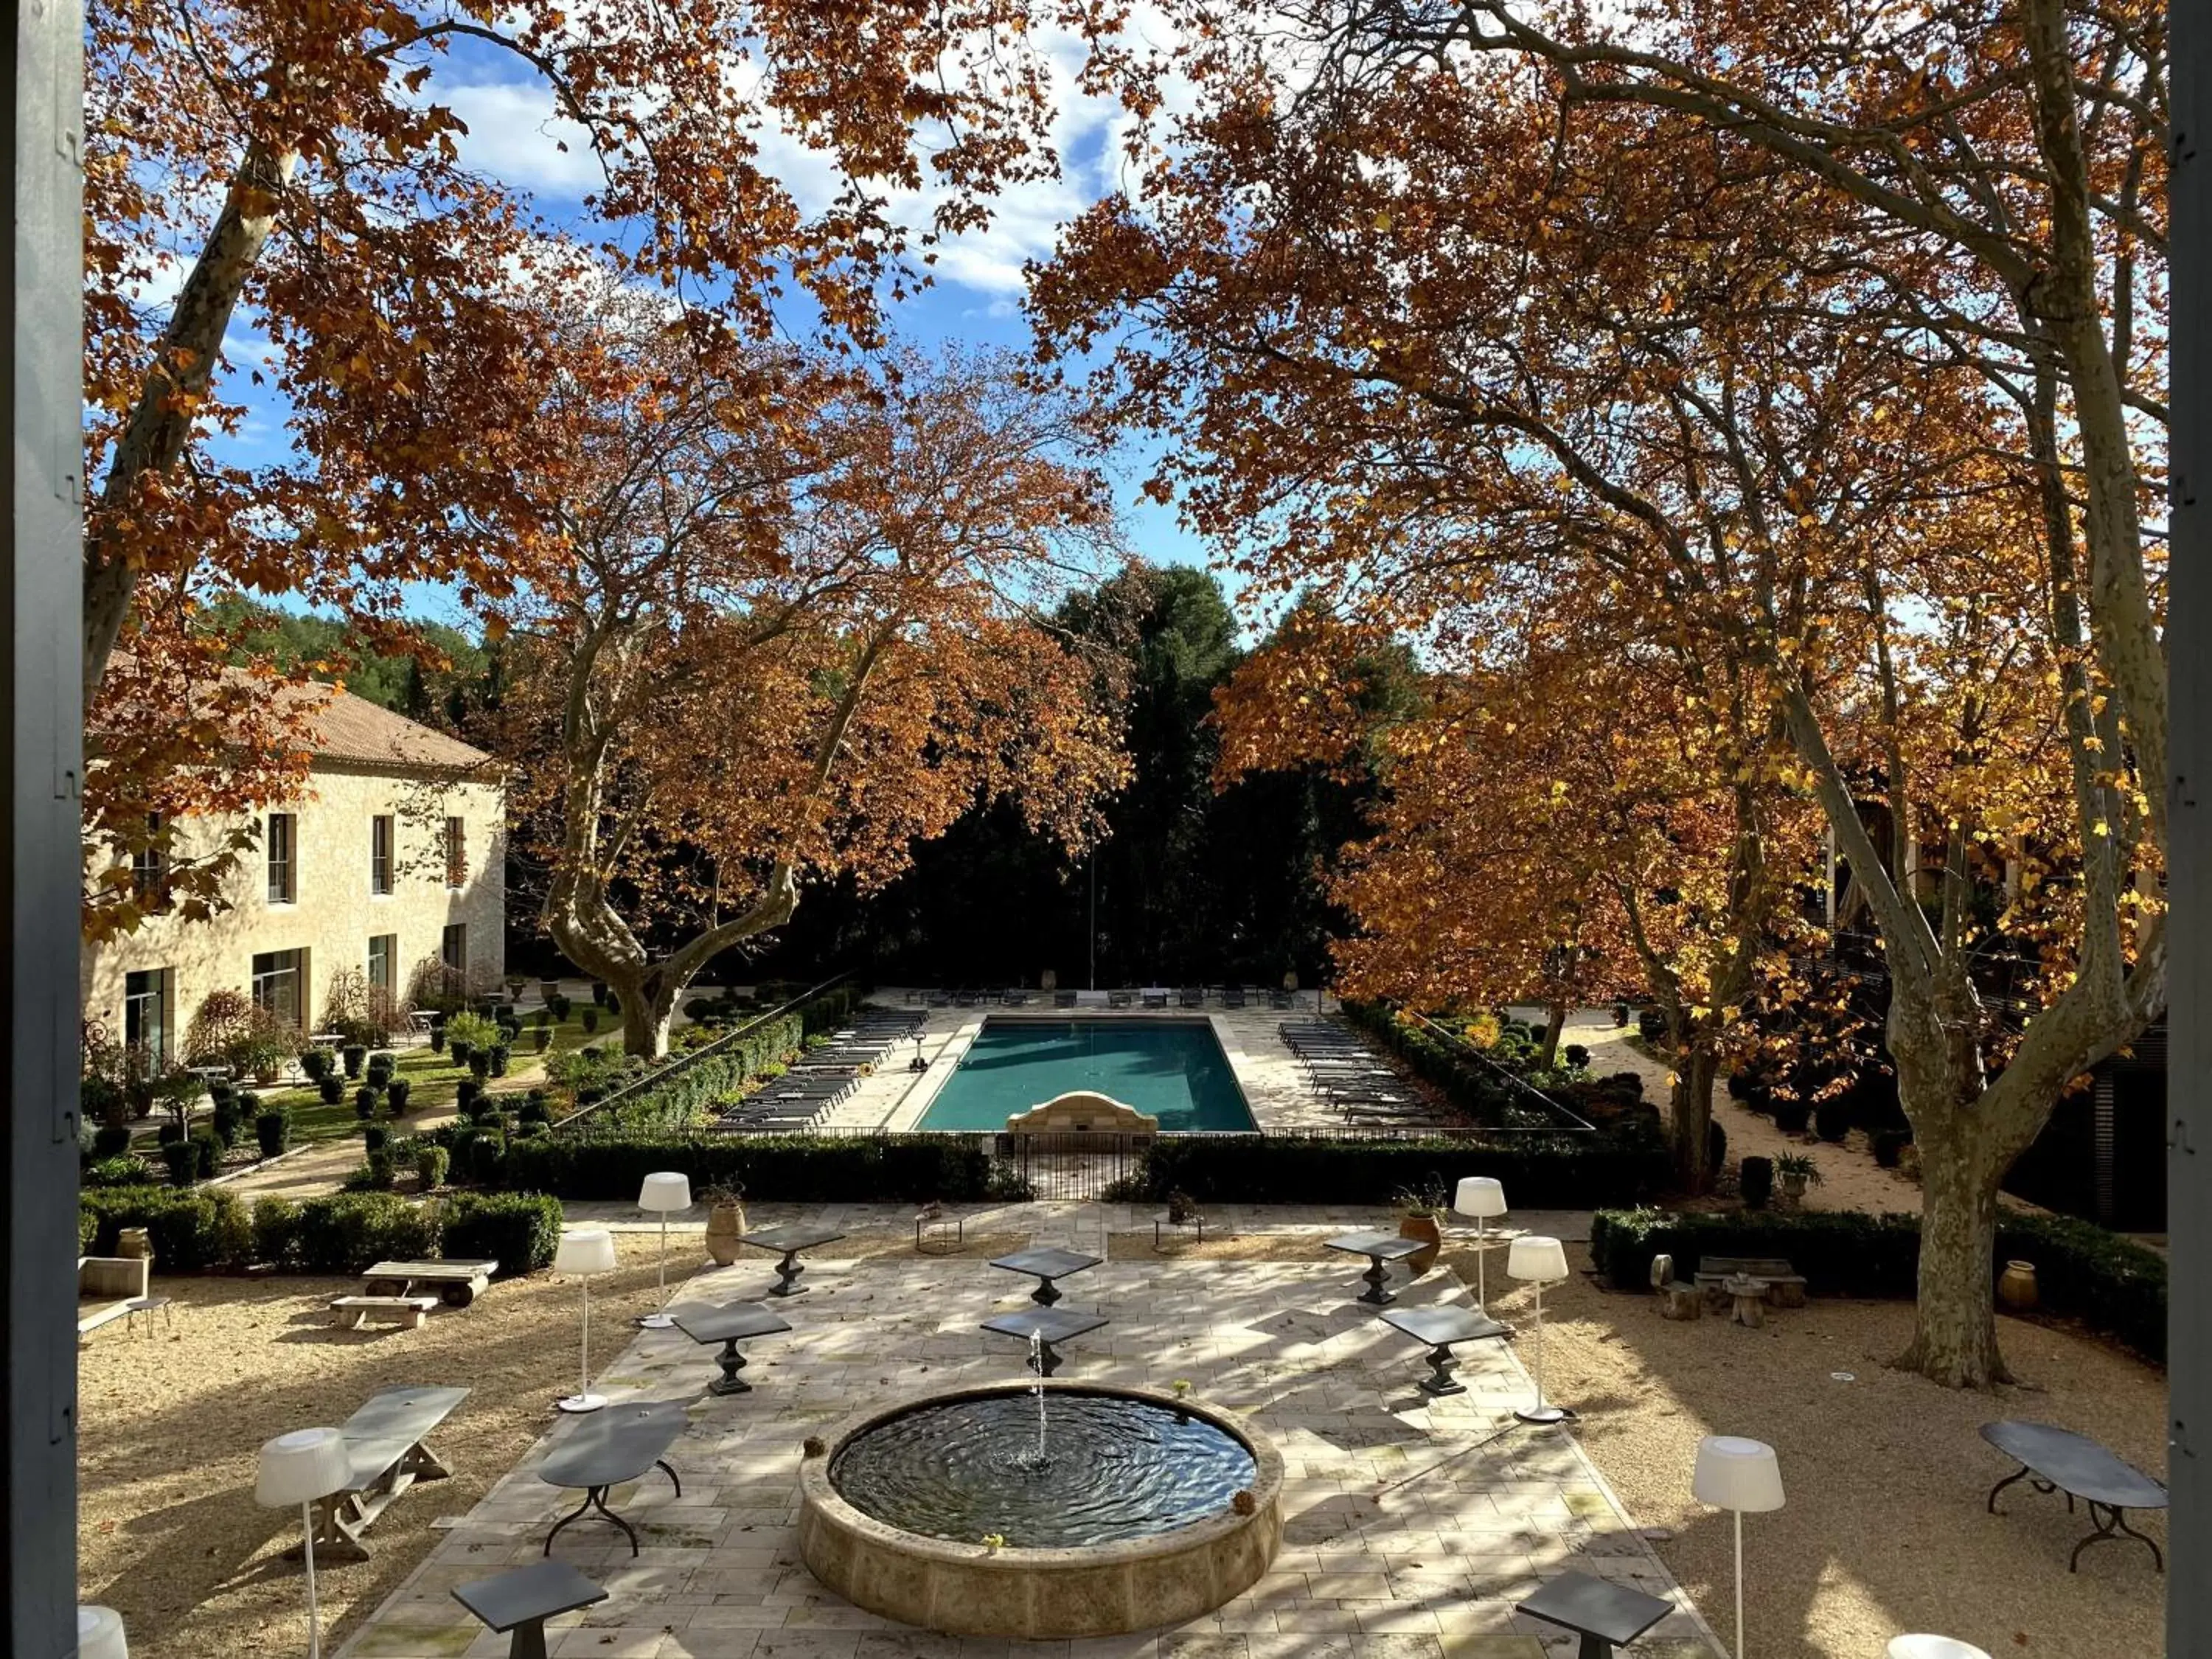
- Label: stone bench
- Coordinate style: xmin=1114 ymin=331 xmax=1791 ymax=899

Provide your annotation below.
xmin=329 ymin=1294 xmax=440 ymax=1330
xmin=1695 ymin=1256 xmax=1806 ymax=1308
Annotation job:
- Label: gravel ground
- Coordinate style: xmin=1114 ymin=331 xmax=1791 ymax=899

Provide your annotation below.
xmin=1454 ymin=1244 xmax=2168 ymax=1659
xmin=78 ymin=1236 xmax=680 ymax=1659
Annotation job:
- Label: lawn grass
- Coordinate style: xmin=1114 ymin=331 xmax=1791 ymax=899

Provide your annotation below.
xmin=126 ymin=1004 xmax=625 ymax=1155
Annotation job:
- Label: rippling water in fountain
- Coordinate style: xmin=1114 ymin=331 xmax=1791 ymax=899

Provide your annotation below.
xmin=829 ymin=1391 xmax=1257 ymax=1548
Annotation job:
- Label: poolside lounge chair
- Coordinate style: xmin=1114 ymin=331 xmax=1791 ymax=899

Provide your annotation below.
xmin=1222 ymin=984 xmax=1248 ymax=1009
xmin=1108 ymin=987 xmax=1136 ymax=1008
xmin=1054 ymin=989 xmax=1079 ymax=1009
xmin=1269 ymin=988 xmax=1293 ymax=1009
xmin=1142 ymin=989 xmax=1170 ymax=1009
xmin=1178 ymin=987 xmax=1206 ymax=1009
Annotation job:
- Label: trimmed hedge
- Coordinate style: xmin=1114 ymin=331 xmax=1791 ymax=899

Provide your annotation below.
xmin=439 ymin=1192 xmax=563 ymax=1274
xmin=289 ymin=1193 xmax=437 ymax=1273
xmin=1587 ymin=1206 xmax=2167 ymax=1360
xmin=495 ymin=1133 xmax=1003 ymax=1203
xmin=1126 ymin=1128 xmax=1671 ymax=1208
xmin=81 ymin=1186 xmax=251 ymax=1270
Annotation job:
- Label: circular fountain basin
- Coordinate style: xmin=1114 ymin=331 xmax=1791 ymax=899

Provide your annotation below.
xmin=799 ymin=1381 xmax=1284 ymax=1638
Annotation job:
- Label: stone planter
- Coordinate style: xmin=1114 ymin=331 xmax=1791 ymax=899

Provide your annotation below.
xmin=706 ymin=1200 xmax=748 ymax=1266
xmin=1997 ymin=1259 xmax=2039 ymax=1313
xmin=1778 ymin=1172 xmax=1809 ymax=1207
xmin=1398 ymin=1213 xmax=1442 ymax=1275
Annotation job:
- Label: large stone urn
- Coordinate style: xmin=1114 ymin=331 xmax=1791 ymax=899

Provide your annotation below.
xmin=705 ymin=1197 xmax=748 ymax=1266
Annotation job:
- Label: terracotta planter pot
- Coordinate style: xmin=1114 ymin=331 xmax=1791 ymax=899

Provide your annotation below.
xmin=706 ymin=1201 xmax=748 ymax=1267
xmin=1399 ymin=1213 xmax=1442 ymax=1275
xmin=1997 ymin=1259 xmax=2039 ymax=1313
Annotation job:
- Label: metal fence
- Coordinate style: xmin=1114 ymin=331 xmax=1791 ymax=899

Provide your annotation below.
xmin=995 ymin=1131 xmax=1151 ymax=1201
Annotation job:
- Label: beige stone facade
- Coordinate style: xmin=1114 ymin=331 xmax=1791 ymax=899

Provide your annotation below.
xmin=82 ymin=693 xmax=506 ymax=1065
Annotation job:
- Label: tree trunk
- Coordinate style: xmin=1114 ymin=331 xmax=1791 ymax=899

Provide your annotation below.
xmin=1896 ymin=1110 xmax=2011 ymax=1386
xmin=1670 ymin=1045 xmax=1718 ymax=1194
xmin=86 ymin=135 xmax=296 ymax=709
xmin=1537 ymin=1002 xmax=1566 ymax=1068
xmin=615 ymin=979 xmax=676 ymax=1060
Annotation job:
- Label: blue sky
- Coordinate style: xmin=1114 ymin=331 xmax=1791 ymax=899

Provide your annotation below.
xmin=208 ymin=21 xmax=1216 ymax=630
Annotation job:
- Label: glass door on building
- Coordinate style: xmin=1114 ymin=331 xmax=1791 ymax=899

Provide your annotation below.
xmin=251 ymin=948 xmax=306 ymax=1029
xmin=123 ymin=968 xmax=170 ymax=1072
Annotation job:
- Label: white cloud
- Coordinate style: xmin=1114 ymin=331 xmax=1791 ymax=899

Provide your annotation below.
xmin=438 ymin=80 xmax=608 ymax=198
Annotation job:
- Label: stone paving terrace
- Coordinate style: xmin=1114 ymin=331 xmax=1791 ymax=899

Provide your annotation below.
xmin=336 ymin=1236 xmax=1719 ymax=1659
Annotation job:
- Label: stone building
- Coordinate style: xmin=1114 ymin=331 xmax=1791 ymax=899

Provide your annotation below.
xmin=81 ymin=686 xmax=506 ymax=1065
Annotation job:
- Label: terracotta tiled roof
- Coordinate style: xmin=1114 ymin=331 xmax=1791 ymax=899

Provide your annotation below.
xmin=285 ymin=682 xmax=496 ymax=774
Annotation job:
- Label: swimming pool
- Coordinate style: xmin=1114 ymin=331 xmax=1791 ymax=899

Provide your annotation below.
xmin=914 ymin=1018 xmax=1256 ymax=1133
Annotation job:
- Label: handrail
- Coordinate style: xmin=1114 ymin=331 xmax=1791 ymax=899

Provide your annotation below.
xmin=560 ymin=970 xmax=858 ymax=1132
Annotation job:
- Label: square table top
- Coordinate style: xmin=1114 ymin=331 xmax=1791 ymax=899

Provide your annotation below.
xmin=981 ymin=1307 xmax=1110 ymax=1343
xmin=1517 ymin=1570 xmax=1672 ymax=1644
xmin=453 ymin=1559 xmax=608 ymax=1632
xmin=1380 ymin=1306 xmax=1509 ymax=1346
xmin=990 ymin=1247 xmax=1104 ymax=1279
xmin=538 ymin=1400 xmax=688 ymax=1492
xmin=737 ymin=1225 xmax=846 ymax=1253
xmin=672 ymin=1304 xmax=795 ymax=1346
xmin=1324 ymin=1232 xmax=1429 ymax=1262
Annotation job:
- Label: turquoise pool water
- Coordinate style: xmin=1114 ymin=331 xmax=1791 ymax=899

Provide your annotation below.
xmin=916 ymin=1018 xmax=1256 ymax=1133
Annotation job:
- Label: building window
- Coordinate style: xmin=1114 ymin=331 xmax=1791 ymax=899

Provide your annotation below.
xmin=131 ymin=813 xmax=167 ymax=908
xmin=441 ymin=923 xmax=467 ymax=978
xmin=251 ymin=948 xmax=306 ymax=1028
xmin=124 ymin=969 xmax=170 ymax=1071
xmin=443 ymin=815 xmax=467 ymax=888
xmin=267 ymin=812 xmax=296 ymax=904
xmin=371 ymin=815 xmax=394 ymax=896
xmin=368 ymin=933 xmax=396 ymax=992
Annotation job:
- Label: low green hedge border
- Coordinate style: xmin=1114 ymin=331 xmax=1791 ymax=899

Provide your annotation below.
xmin=80 ymin=1186 xmax=563 ymax=1278
xmin=1587 ymin=1206 xmax=2167 ymax=1361
xmin=1127 ymin=1129 xmax=1672 ymax=1208
xmin=495 ymin=1133 xmax=1008 ymax=1203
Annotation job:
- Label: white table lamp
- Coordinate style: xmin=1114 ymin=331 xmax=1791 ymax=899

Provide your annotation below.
xmin=636 ymin=1172 xmax=692 ymax=1329
xmin=1453 ymin=1176 xmax=1508 ymax=1310
xmin=255 ymin=1427 xmax=352 ymax=1659
xmin=77 ymin=1606 xmax=128 ymax=1659
xmin=1887 ymin=1640 xmax=1990 ymax=1659
xmin=1694 ymin=1436 xmax=1784 ymax=1659
xmin=1506 ymin=1234 xmax=1572 ymax=1425
xmin=554 ymin=1227 xmax=619 ymax=1413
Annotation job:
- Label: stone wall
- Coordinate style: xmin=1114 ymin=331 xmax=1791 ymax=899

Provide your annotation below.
xmin=82 ymin=763 xmax=506 ymax=1057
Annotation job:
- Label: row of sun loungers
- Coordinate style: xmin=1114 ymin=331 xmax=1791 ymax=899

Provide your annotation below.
xmin=1279 ymin=1020 xmax=1447 ymax=1126
xmin=908 ymin=984 xmax=1298 ymax=1009
xmin=713 ymin=1010 xmax=925 ymax=1131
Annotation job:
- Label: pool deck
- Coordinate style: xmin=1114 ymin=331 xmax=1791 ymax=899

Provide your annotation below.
xmin=333 ymin=1208 xmax=1717 ymax=1659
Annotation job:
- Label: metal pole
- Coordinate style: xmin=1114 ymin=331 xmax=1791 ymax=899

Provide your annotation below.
xmin=4 ymin=3 xmax=85 ymax=1654
xmin=303 ymin=1502 xmax=322 ymax=1659
xmin=2173 ymin=0 xmax=2210 ymax=1636
xmin=1732 ymin=1508 xmax=1744 ymax=1659
xmin=1088 ymin=855 xmax=1096 ymax=991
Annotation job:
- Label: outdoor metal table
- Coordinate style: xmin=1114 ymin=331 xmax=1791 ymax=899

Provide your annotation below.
xmin=672 ymin=1303 xmax=793 ymax=1396
xmin=1981 ymin=1419 xmax=2168 ymax=1571
xmin=738 ymin=1225 xmax=846 ymax=1297
xmin=981 ymin=1307 xmax=1109 ymax=1376
xmin=1324 ymin=1232 xmax=1428 ymax=1306
xmin=122 ymin=1294 xmax=173 ymax=1337
xmin=916 ymin=1211 xmax=965 ymax=1253
xmin=538 ymin=1399 xmax=686 ymax=1556
xmin=1517 ymin=1569 xmax=1673 ymax=1658
xmin=989 ymin=1246 xmax=1102 ymax=1306
xmin=1379 ymin=1304 xmax=1509 ymax=1395
xmin=452 ymin=1559 xmax=607 ymax=1659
